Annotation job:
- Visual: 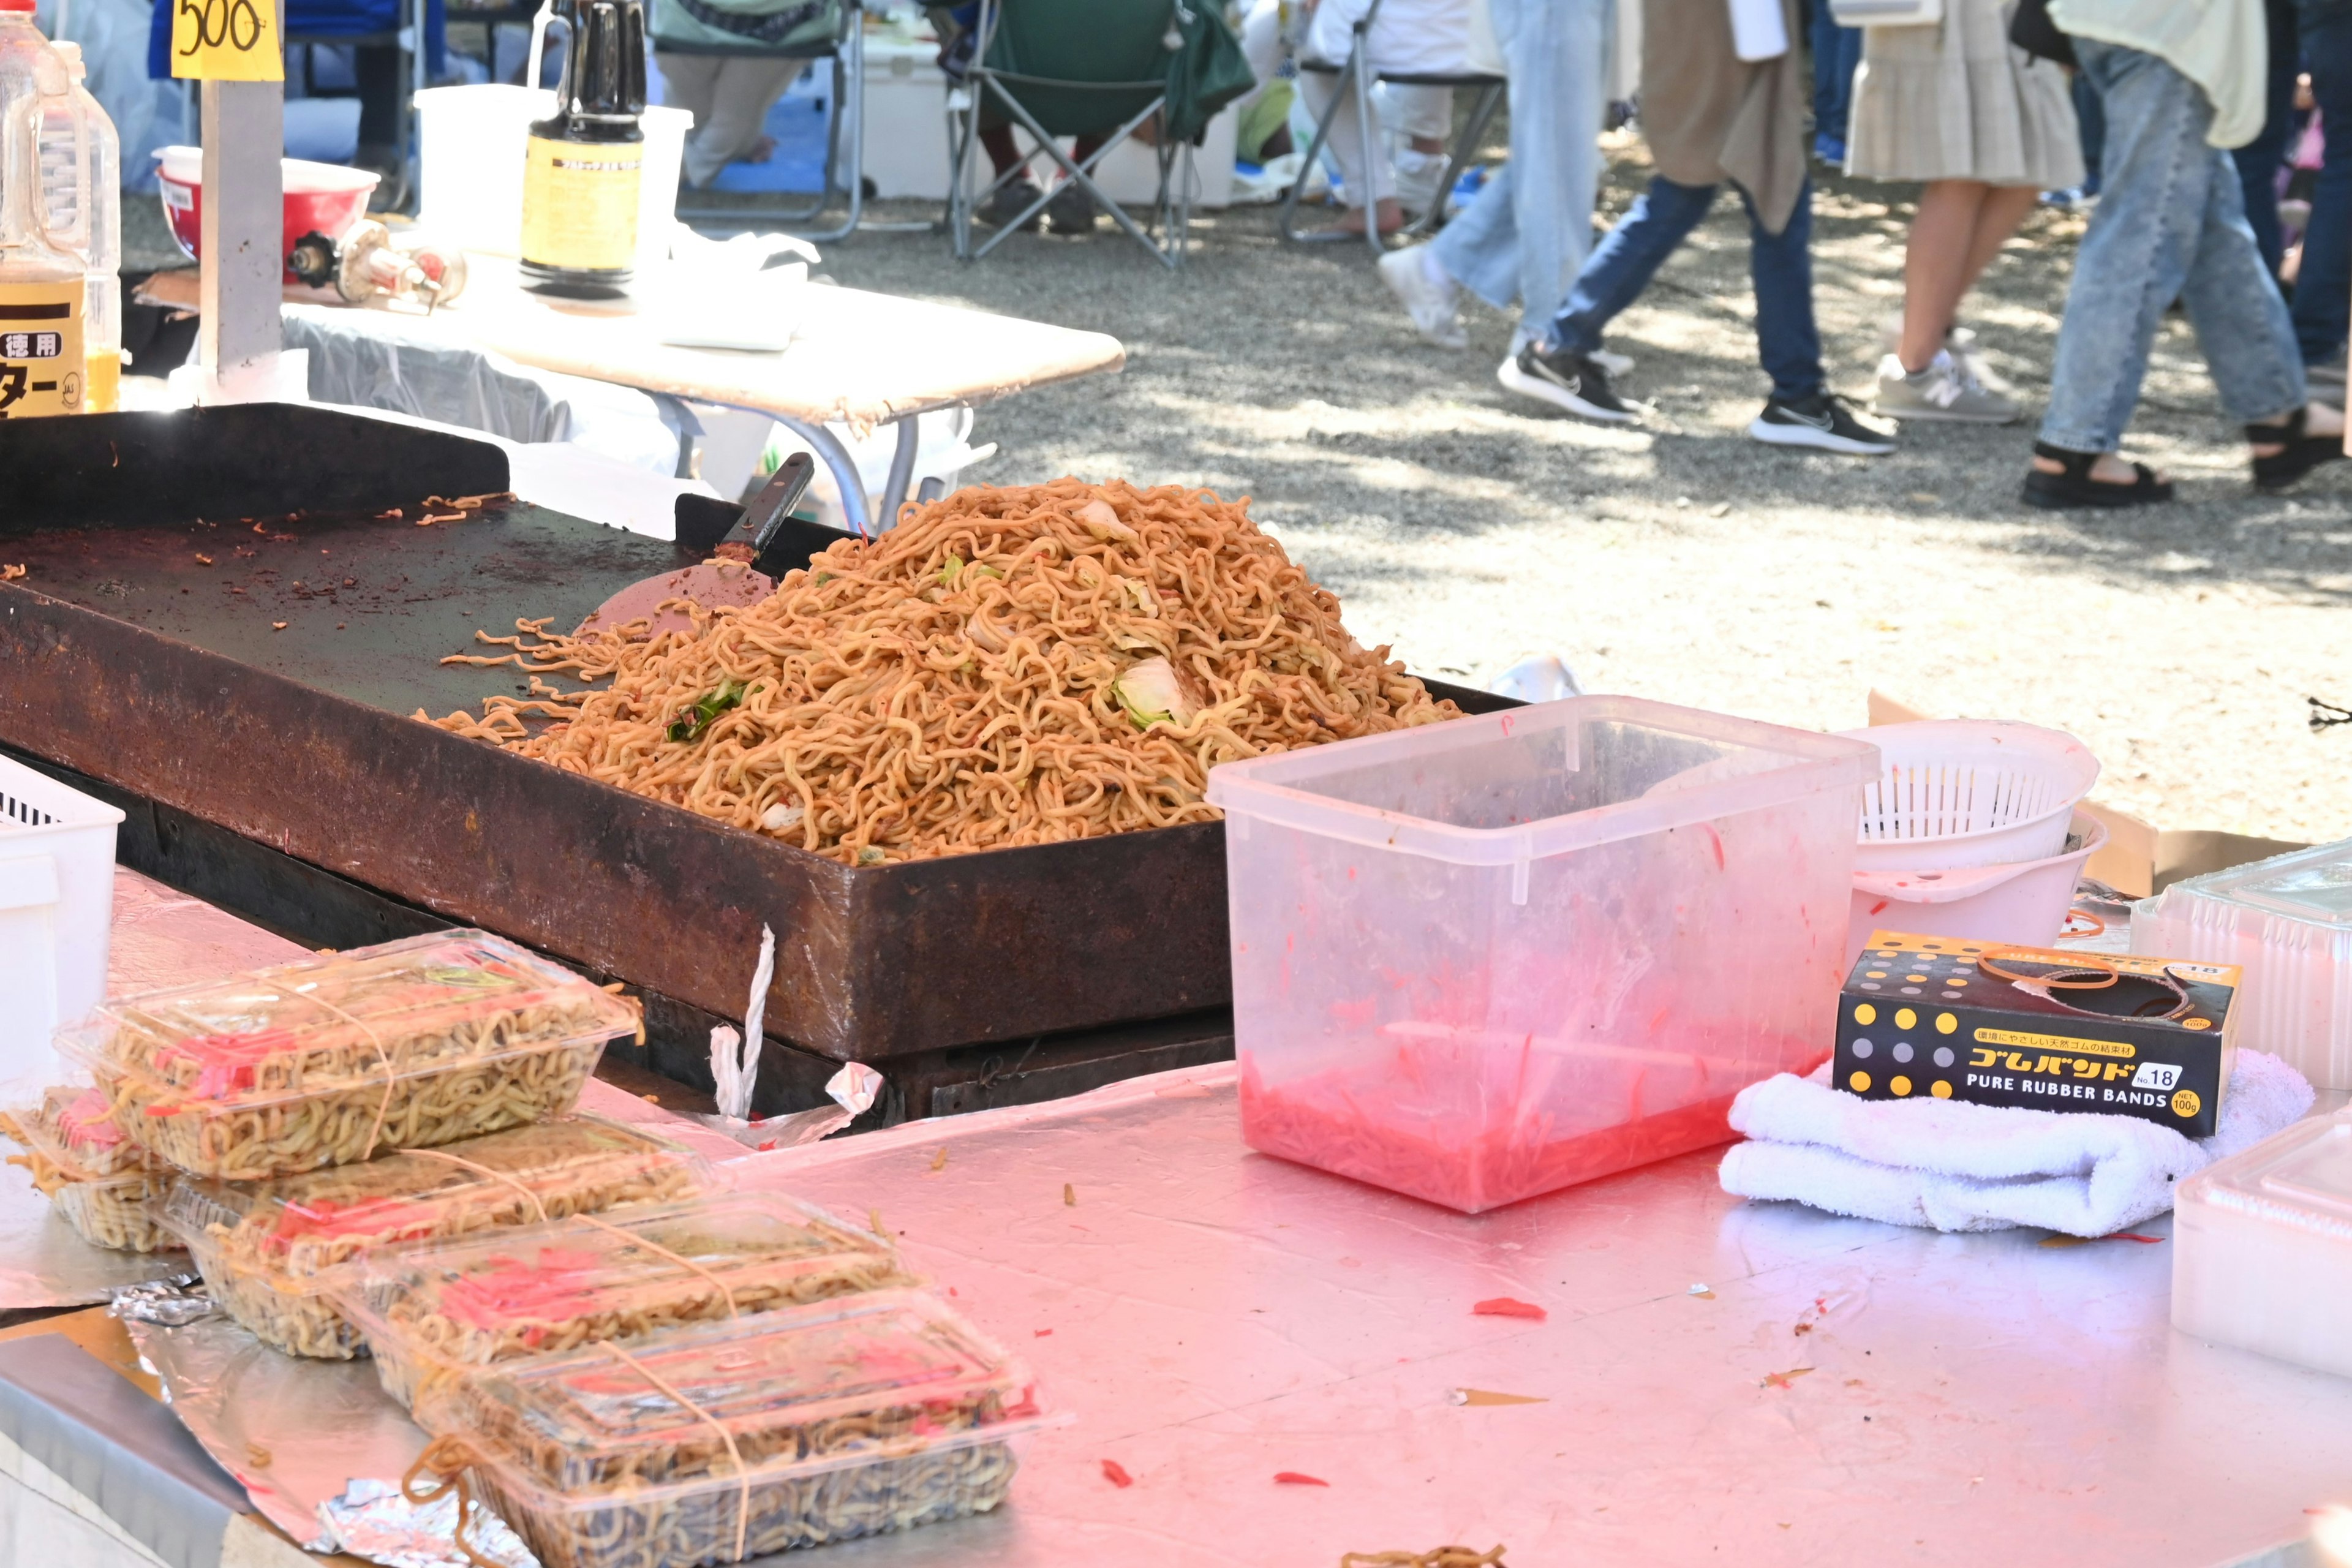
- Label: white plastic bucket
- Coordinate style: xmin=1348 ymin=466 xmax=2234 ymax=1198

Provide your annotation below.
xmin=414 ymin=85 xmax=689 ymax=275
xmin=1844 ymin=810 xmax=2109 ymax=965
xmin=0 ymin=757 xmax=124 ymax=1087
xmin=1841 ymin=720 xmax=2100 ymax=872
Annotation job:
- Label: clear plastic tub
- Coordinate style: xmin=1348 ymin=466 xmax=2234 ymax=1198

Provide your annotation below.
xmin=337 ymin=1192 xmax=917 ymax=1409
xmin=159 ymin=1116 xmax=708 ymax=1359
xmin=1205 ymin=695 xmax=1877 ymax=1213
xmin=57 ymin=929 xmax=641 ymax=1180
xmin=0 ymin=1102 xmax=177 ymax=1253
xmin=2174 ymin=1110 xmax=2352 ymax=1378
xmin=416 ymin=1289 xmax=1058 ymax=1567
xmin=2133 ymin=839 xmax=2352 ymax=1090
xmin=21 ymin=1083 xmax=154 ymax=1177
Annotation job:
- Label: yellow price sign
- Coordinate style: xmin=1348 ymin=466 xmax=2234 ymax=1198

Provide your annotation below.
xmin=172 ymin=0 xmax=282 ymax=81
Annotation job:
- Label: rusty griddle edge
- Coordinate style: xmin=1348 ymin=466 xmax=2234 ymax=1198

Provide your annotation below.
xmin=0 ymin=584 xmax=1241 ymax=1059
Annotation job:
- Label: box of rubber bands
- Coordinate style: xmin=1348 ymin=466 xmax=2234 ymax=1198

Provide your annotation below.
xmin=0 ymin=1085 xmax=178 ymax=1253
xmin=407 ymin=1288 xmax=1063 ymax=1568
xmin=55 ymin=929 xmax=643 ymax=1182
xmin=159 ymin=1116 xmax=710 ymax=1358
xmin=335 ymin=1191 xmax=918 ymax=1410
xmin=1833 ymin=931 xmax=2241 ymax=1136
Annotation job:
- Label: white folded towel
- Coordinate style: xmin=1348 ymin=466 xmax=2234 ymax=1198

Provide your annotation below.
xmin=1718 ymin=1049 xmax=2315 ymax=1237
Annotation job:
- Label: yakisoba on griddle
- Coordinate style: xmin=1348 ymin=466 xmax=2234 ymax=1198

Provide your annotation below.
xmin=407 ymin=1289 xmax=1053 ymax=1568
xmin=340 ymin=1193 xmax=916 ymax=1409
xmin=56 ymin=930 xmax=643 ymax=1181
xmin=164 ymin=1116 xmax=707 ymax=1359
xmin=0 ymin=1094 xmax=179 ymax=1253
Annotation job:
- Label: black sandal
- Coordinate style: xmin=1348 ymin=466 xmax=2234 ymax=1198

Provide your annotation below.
xmin=2247 ymin=406 xmax=2346 ymax=491
xmin=2021 ymin=442 xmax=2174 ymax=509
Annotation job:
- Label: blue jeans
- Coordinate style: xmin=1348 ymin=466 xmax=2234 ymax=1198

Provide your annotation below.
xmin=1429 ymin=0 xmax=1610 ymax=337
xmin=2229 ymin=0 xmax=2300 ymax=274
xmin=2041 ymin=40 xmax=2305 ymax=453
xmin=1809 ymin=0 xmax=1863 ymax=145
xmin=1548 ymin=174 xmax=1826 ymax=403
xmin=2294 ymin=1 xmax=2352 ymax=363
xmin=2073 ymin=70 xmax=2106 ymax=190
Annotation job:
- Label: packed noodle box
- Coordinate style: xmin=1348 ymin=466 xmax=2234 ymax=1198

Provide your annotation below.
xmin=1832 ymin=930 xmax=2240 ymax=1137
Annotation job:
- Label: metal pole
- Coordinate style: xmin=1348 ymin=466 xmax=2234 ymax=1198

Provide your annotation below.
xmin=197 ymin=0 xmax=286 ymax=402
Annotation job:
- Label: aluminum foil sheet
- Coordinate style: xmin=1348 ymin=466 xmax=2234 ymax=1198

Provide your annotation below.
xmin=126 ymin=1314 xmax=535 ymax=1568
xmin=108 ymin=1280 xmax=218 ymax=1327
xmin=0 ymin=1154 xmax=194 ymax=1309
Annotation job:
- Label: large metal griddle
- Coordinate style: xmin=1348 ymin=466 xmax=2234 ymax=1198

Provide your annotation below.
xmin=0 ymin=404 xmax=1508 ymax=1069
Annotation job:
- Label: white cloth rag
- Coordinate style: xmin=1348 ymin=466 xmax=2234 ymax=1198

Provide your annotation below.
xmin=1717 ymin=1049 xmax=2315 ymax=1236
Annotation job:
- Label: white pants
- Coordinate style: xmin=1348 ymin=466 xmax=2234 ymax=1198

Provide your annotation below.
xmin=657 ymin=53 xmax=804 ymax=188
xmin=1298 ymin=75 xmax=1453 ymax=208
xmin=1303 ymin=0 xmax=1474 ymax=75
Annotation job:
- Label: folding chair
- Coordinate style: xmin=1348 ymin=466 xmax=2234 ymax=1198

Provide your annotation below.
xmin=656 ymin=0 xmax=865 ymax=240
xmin=945 ymin=0 xmax=1198 ymax=270
xmin=1277 ymin=0 xmax=1504 ymax=259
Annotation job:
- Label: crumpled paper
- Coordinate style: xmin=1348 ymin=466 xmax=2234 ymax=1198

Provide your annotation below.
xmin=700 ymin=1060 xmax=885 ymax=1153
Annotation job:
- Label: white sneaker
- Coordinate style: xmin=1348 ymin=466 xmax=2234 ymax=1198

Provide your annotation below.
xmin=1378 ymin=245 xmax=1466 ymax=349
xmin=1878 ymin=317 xmax=2012 ymax=394
xmin=1873 ymin=350 xmax=2022 ymax=424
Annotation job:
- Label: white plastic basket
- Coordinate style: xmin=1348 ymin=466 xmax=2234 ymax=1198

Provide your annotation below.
xmin=0 ymin=758 xmax=124 ymax=1085
xmin=1838 ymin=721 xmax=2100 ymax=872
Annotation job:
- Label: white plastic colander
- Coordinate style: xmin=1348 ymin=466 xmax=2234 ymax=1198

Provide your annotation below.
xmin=1837 ymin=720 xmax=2100 ymax=872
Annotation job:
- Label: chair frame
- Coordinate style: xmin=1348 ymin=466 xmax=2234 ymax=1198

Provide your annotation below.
xmin=944 ymin=0 xmax=1196 ymax=270
xmin=1276 ymin=0 xmax=1504 ymax=258
xmin=666 ymin=0 xmax=867 ymax=242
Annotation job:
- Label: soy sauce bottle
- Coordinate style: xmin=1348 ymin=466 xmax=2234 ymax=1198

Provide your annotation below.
xmin=519 ymin=0 xmax=646 ymax=297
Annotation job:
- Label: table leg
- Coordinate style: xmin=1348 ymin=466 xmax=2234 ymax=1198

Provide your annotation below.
xmin=764 ymin=412 xmax=873 ymax=539
xmin=880 ymin=417 xmax=920 ymax=529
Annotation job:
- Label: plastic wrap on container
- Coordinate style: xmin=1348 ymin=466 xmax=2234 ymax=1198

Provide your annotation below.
xmin=0 ymin=1144 xmax=192 ymax=1307
xmin=0 ymin=1098 xmax=178 ymax=1252
xmin=161 ymin=1115 xmax=710 ymax=1358
xmin=58 ymin=929 xmax=643 ymax=1179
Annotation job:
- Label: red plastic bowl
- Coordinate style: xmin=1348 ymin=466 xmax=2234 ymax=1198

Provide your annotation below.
xmin=154 ymin=146 xmax=382 ymax=284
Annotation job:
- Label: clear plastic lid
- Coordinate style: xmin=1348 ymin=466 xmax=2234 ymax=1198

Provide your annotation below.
xmin=2157 ymin=840 xmax=2352 ymax=928
xmin=0 ymin=1099 xmax=153 ymax=1189
xmin=56 ymin=929 xmax=641 ymax=1116
xmin=426 ymin=1289 xmax=1046 ymax=1498
xmin=343 ymin=1193 xmax=914 ymax=1366
xmin=159 ymin=1115 xmax=709 ymax=1291
xmin=2187 ymin=1112 xmax=2352 ymax=1239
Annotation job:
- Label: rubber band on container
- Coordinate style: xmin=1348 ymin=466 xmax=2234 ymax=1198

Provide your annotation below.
xmin=298 ymin=990 xmax=401 ymax=1159
xmin=1975 ymin=952 xmax=2120 ymax=989
xmin=2057 ymin=909 xmax=2109 ymax=939
xmin=606 ymin=1339 xmax=753 ymax=1561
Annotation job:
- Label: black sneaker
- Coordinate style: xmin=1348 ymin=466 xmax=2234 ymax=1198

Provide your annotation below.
xmin=1749 ymin=391 xmax=1897 ymax=455
xmin=982 ymin=177 xmax=1047 ymax=232
xmin=1496 ymin=341 xmax=1636 ymax=423
xmin=1046 ymin=179 xmax=1097 ymax=236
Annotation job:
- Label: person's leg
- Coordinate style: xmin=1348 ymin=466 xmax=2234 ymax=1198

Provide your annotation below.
xmin=2180 ymin=128 xmax=2310 ymax=424
xmin=2231 ymin=0 xmax=2301 ymax=274
xmin=2037 ymin=42 xmax=2239 ymax=483
xmin=2073 ymin=68 xmax=2106 ymax=192
xmin=1895 ymin=180 xmax=2040 ymax=368
xmin=657 ymin=54 xmax=725 ymax=187
xmin=1297 ymin=69 xmax=1405 ymax=232
xmin=1741 ymin=178 xmax=1825 ymax=403
xmin=685 ymin=58 xmax=800 ymax=184
xmin=1498 ymin=0 xmax=1607 ymax=337
xmin=2293 ymin=3 xmax=2352 ymax=364
xmin=352 ymin=43 xmax=401 ymax=172
xmin=1390 ymin=84 xmax=1453 ymax=213
xmin=1549 ymin=175 xmax=1719 ymax=353
xmin=1811 ymin=12 xmax=1861 ymax=156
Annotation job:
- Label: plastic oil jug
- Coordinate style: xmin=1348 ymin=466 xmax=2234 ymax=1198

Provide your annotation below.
xmin=519 ymin=0 xmax=646 ymax=296
xmin=40 ymin=42 xmax=117 ymax=411
xmin=0 ymin=0 xmax=81 ymax=418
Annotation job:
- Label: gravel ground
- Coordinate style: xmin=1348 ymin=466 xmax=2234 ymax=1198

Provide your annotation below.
xmin=124 ymin=138 xmax=2352 ymax=842
xmin=810 ymin=137 xmax=2352 ymax=846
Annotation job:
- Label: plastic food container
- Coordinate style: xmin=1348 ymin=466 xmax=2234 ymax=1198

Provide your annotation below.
xmin=1843 ymin=811 xmax=2109 ymax=965
xmin=337 ymin=1192 xmax=917 ymax=1409
xmin=0 ymin=1102 xmax=177 ymax=1253
xmin=1842 ymin=720 xmax=2100 ymax=872
xmin=2174 ymin=1111 xmax=2352 ymax=1378
xmin=58 ymin=930 xmax=641 ymax=1180
xmin=1206 ymin=695 xmax=1877 ymax=1213
xmin=417 ymin=1289 xmax=1058 ymax=1567
xmin=153 ymin=146 xmax=382 ymax=284
xmin=0 ymin=755 xmax=123 ymax=1085
xmin=2133 ymin=839 xmax=2352 ymax=1090
xmin=160 ymin=1115 xmax=707 ymax=1358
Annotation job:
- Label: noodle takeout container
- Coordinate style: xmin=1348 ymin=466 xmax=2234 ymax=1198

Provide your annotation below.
xmin=336 ymin=1191 xmax=916 ymax=1409
xmin=159 ymin=1115 xmax=709 ymax=1358
xmin=0 ymin=1093 xmax=179 ymax=1253
xmin=56 ymin=930 xmax=642 ymax=1181
xmin=413 ymin=1288 xmax=1061 ymax=1567
xmin=1206 ymin=696 xmax=1877 ymax=1213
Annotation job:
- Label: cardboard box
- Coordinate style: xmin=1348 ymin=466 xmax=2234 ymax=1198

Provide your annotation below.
xmin=1832 ymin=930 xmax=2241 ymax=1136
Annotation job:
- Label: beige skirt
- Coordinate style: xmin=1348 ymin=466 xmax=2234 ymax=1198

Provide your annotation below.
xmin=1844 ymin=0 xmax=2085 ymax=187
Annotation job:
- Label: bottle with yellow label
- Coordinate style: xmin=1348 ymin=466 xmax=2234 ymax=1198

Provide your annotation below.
xmin=0 ymin=0 xmax=82 ymax=419
xmin=39 ymin=42 xmax=119 ymax=412
xmin=519 ymin=0 xmax=646 ymax=297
